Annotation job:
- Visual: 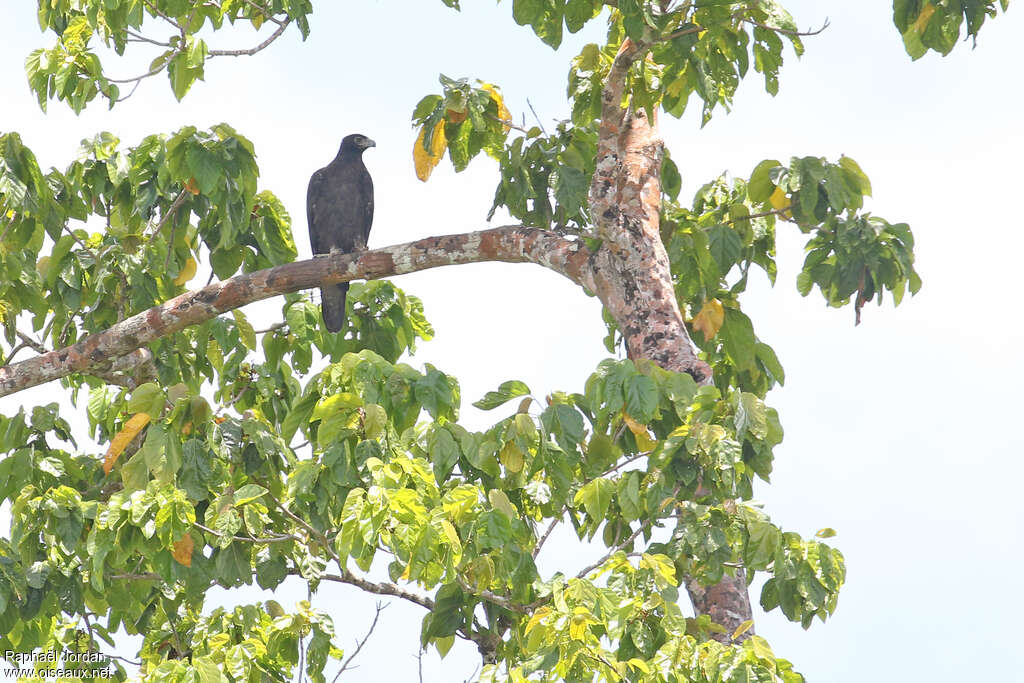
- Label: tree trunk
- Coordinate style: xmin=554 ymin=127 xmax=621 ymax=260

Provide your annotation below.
xmin=588 ymin=38 xmax=752 ymax=642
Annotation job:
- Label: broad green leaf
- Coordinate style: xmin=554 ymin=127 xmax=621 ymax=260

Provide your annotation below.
xmin=473 ymin=380 xmax=531 ymax=410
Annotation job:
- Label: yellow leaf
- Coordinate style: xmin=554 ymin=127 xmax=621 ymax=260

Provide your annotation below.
xmin=103 ymin=413 xmax=151 ymax=473
xmin=172 ymin=534 xmax=194 ymax=567
xmin=525 ymin=606 xmax=551 ymax=636
xmin=440 ymin=519 xmax=462 ymax=551
xmin=413 ymin=119 xmax=447 ymax=182
xmin=481 ymin=83 xmax=512 ymax=131
xmin=912 ymin=3 xmax=937 ymax=33
xmin=622 ymin=412 xmax=656 ymax=451
xmin=499 ymin=440 xmax=524 ymax=473
xmin=731 ymin=619 xmax=754 ymax=641
xmin=691 ymin=299 xmax=725 ymax=342
xmin=173 ymin=256 xmax=197 ymax=286
xmin=769 ymin=185 xmax=789 ymax=210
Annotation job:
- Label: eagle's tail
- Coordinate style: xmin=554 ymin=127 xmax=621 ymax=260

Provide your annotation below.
xmin=320 ymin=282 xmax=348 ymax=334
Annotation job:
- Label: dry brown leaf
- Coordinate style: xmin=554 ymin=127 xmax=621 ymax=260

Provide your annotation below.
xmin=172 ymin=534 xmax=194 ymax=567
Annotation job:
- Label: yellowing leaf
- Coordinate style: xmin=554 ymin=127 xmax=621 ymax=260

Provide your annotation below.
xmin=622 ymin=412 xmax=656 ymax=451
xmin=435 ymin=635 xmax=455 ymax=658
xmin=413 ymin=119 xmax=446 ymax=182
xmin=172 ymin=534 xmax=194 ymax=567
xmin=499 ymin=440 xmax=524 ymax=473
xmin=36 ymin=256 xmax=51 ymax=279
xmin=626 ymin=659 xmax=652 ymax=674
xmin=911 ymin=3 xmax=937 ymax=33
xmin=731 ymin=619 xmax=754 ymax=641
xmin=232 ymin=309 xmax=256 ymax=351
xmin=173 ymin=256 xmax=197 ymax=286
xmin=525 ymin=606 xmax=551 ymax=636
xmin=569 ymin=610 xmax=595 ymax=641
xmin=440 ymin=519 xmax=461 ymax=550
xmin=769 ymin=186 xmax=789 ymax=210
xmin=481 ymin=83 xmax=512 ymax=130
xmin=691 ymin=299 xmax=725 ymax=342
xmin=488 ymin=488 xmax=519 ymax=519
xmin=103 ymin=412 xmax=151 ymax=473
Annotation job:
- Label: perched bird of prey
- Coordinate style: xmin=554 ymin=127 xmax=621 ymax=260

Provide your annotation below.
xmin=306 ymin=133 xmax=376 ymax=333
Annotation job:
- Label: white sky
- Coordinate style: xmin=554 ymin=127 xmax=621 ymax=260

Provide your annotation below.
xmin=1 ymin=1 xmax=1022 ymax=681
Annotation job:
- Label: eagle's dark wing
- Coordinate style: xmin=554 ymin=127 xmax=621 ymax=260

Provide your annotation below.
xmin=306 ymin=168 xmax=328 ymax=254
xmin=357 ymin=169 xmax=374 ymax=249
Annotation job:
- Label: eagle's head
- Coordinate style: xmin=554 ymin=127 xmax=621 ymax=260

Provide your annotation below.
xmin=340 ymin=134 xmax=376 ymax=154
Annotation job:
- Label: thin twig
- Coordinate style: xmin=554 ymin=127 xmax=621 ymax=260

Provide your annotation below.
xmin=532 ymin=513 xmax=562 ymax=559
xmin=143 ymin=0 xmax=184 ymax=30
xmin=15 ymin=331 xmax=47 ymax=354
xmin=526 ymin=99 xmax=548 ymax=137
xmin=125 ymin=29 xmax=172 ymax=47
xmin=724 ymin=204 xmax=793 ymax=225
xmin=2 ymin=343 xmax=28 ymax=366
xmin=331 ymin=603 xmax=387 ymax=682
xmin=574 ymin=520 xmax=648 ymax=579
xmin=254 ymin=322 xmax=286 ymax=335
xmin=153 ymin=189 xmax=189 ymax=238
xmin=240 ymin=0 xmax=287 ymax=26
xmin=194 ymin=521 xmax=296 ymax=544
xmin=743 ymin=17 xmax=830 ymax=37
xmin=106 ymin=62 xmax=171 ymax=86
xmin=209 ymin=19 xmax=292 ymax=57
xmin=484 ymin=112 xmax=530 ymax=134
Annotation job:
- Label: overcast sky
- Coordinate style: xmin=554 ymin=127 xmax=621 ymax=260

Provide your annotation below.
xmin=1 ymin=1 xmax=1022 ymax=681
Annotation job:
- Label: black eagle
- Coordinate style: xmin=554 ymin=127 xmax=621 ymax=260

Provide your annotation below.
xmin=306 ymin=133 xmax=376 ymax=333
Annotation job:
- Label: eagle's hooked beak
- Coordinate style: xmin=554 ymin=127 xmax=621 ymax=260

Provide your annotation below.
xmin=362 ymin=138 xmax=377 ymax=149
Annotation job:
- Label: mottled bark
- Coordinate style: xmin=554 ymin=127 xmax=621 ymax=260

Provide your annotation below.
xmin=588 ymin=39 xmax=710 ymax=382
xmin=0 ymin=227 xmax=590 ymax=398
xmin=588 ymin=38 xmax=750 ymax=641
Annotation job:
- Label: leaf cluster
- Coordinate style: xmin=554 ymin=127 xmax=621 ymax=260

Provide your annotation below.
xmin=29 ymin=0 xmax=313 ymax=109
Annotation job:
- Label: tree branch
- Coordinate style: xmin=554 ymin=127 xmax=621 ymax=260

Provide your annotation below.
xmin=209 ymin=19 xmax=292 ymax=57
xmin=320 ymin=572 xmax=434 ymax=612
xmin=0 ymin=226 xmax=592 ymax=398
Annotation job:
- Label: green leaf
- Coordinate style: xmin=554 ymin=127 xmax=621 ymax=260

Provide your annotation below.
xmin=551 ymin=165 xmax=587 ymax=215
xmin=708 ymin=225 xmax=743 ymax=274
xmin=748 ymin=159 xmax=780 ymax=204
xmin=721 ymin=307 xmax=757 ymax=371
xmin=233 ymin=484 xmax=268 ymax=506
xmin=576 ymin=477 xmax=614 ymax=520
xmin=625 ymin=374 xmax=658 ymax=423
xmin=430 ymin=426 xmax=460 ymax=482
xmin=186 ymin=143 xmax=220 ymax=195
xmin=473 ymin=380 xmax=531 ymax=410
xmin=194 ymin=657 xmax=226 ymax=683
xmin=128 ymin=382 xmax=165 ymax=418
xmin=513 ymin=0 xmax=543 ymax=26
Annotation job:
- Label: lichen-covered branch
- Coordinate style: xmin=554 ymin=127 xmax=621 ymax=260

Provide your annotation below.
xmin=0 ymin=226 xmax=590 ymax=398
